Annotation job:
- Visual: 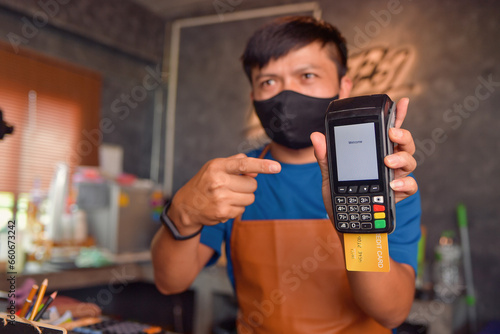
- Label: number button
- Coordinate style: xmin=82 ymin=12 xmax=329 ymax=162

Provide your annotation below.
xmin=335 ymin=197 xmax=346 ymax=204
xmin=348 ymin=205 xmax=359 ymax=213
xmin=337 ymin=213 xmax=348 ymax=221
xmin=360 ymin=205 xmax=371 ymax=212
xmin=347 ymin=197 xmax=358 ymax=204
xmin=336 ymin=205 xmax=347 ymax=212
xmin=349 ymin=213 xmax=359 ymax=221
xmin=359 ymin=196 xmax=370 ymax=204
xmin=350 ymin=222 xmax=360 ymax=229
xmin=360 ymin=213 xmax=372 ymax=221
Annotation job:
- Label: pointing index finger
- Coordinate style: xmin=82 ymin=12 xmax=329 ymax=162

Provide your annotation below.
xmin=225 ymin=157 xmax=281 ymax=175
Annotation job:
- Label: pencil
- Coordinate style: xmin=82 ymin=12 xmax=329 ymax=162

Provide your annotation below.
xmin=29 ymin=278 xmax=48 ymax=320
xmin=19 ymin=284 xmax=39 ymax=318
xmin=33 ymin=291 xmax=58 ymax=321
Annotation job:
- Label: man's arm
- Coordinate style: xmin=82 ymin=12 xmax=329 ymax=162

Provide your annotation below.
xmin=151 ymin=154 xmax=281 ymax=294
xmin=311 ymin=98 xmax=419 ymax=328
xmin=346 ymin=259 xmax=416 ymax=328
xmin=151 ymin=218 xmax=214 ymax=295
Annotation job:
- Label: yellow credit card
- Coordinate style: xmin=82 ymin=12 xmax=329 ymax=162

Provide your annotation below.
xmin=343 ymin=233 xmax=390 ymax=272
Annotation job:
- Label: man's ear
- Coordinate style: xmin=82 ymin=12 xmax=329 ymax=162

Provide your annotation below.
xmin=338 ymin=75 xmax=353 ymax=99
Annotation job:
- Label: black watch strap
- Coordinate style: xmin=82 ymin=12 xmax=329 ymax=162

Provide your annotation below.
xmin=160 ymin=200 xmax=203 ymax=240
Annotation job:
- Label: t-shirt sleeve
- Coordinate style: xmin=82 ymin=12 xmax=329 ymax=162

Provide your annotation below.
xmin=389 ymin=183 xmax=422 ymax=275
xmin=199 ymin=222 xmax=226 ymax=266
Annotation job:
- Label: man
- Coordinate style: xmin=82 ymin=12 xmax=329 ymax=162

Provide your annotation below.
xmin=152 ymin=16 xmax=420 ymax=333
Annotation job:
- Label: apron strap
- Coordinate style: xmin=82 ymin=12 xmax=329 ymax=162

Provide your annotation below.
xmin=258 ymin=144 xmax=271 ymax=159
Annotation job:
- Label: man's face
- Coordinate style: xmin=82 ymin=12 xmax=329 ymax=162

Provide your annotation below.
xmin=251 ymin=41 xmax=348 ymax=101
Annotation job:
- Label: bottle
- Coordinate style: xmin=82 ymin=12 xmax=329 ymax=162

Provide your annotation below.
xmin=25 ymin=179 xmax=51 ymax=263
xmin=433 ymin=230 xmax=463 ymax=303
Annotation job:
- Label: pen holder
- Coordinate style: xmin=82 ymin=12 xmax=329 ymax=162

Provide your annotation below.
xmin=1 ymin=313 xmax=67 ymax=334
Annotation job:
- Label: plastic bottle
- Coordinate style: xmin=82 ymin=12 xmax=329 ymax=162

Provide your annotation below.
xmin=25 ymin=179 xmax=48 ymax=262
xmin=433 ymin=230 xmax=463 ymax=303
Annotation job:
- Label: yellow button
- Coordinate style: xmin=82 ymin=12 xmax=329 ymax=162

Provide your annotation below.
xmin=374 ymin=212 xmax=386 ymax=219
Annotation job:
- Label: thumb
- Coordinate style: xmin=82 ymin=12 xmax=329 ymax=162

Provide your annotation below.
xmin=311 ymin=132 xmax=335 ymax=220
xmin=310 ymin=132 xmax=329 ymax=179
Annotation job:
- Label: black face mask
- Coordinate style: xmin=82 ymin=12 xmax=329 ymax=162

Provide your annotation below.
xmin=253 ymin=90 xmax=338 ymax=149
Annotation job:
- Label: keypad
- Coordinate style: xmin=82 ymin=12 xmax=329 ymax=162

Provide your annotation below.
xmin=334 ymin=185 xmax=387 ymax=232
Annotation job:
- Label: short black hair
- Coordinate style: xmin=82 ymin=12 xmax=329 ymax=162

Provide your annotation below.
xmin=241 ymin=16 xmax=348 ymax=83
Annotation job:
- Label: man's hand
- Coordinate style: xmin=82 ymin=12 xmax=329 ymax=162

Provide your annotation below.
xmin=311 ymin=98 xmax=418 ymax=328
xmin=311 ymin=98 xmax=418 ymax=220
xmin=152 ymin=152 xmax=280 ymax=294
xmin=168 ymin=153 xmax=282 ymax=235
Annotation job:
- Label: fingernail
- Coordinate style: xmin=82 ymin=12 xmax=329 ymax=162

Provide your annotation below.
xmin=390 ymin=180 xmax=404 ymax=190
xmin=269 ymin=163 xmax=281 ymax=173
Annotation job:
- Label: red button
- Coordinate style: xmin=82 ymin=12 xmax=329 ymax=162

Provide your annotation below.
xmin=373 ymin=204 xmax=385 ymax=212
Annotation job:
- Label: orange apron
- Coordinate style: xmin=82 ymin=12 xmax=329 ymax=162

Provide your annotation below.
xmin=230 ymin=147 xmax=390 ymax=334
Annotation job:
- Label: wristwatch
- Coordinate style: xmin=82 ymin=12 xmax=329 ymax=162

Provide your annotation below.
xmin=160 ymin=200 xmax=203 ymax=240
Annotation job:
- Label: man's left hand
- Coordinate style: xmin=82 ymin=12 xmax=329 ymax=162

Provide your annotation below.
xmin=311 ymin=97 xmax=418 ymax=220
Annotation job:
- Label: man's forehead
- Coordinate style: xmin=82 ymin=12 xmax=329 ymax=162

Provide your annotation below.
xmin=250 ymin=42 xmax=336 ymax=78
xmin=253 ymin=63 xmax=321 ymax=79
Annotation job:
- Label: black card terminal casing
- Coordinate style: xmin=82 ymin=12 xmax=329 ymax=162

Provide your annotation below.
xmin=325 ymin=94 xmax=396 ymax=234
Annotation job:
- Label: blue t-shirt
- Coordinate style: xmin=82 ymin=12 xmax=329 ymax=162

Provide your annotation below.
xmin=200 ymin=147 xmax=422 ymax=289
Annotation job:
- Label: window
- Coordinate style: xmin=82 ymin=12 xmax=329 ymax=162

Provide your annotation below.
xmin=0 ymin=41 xmax=101 ymax=228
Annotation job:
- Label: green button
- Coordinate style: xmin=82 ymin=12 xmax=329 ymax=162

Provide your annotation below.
xmin=375 ymin=219 xmax=386 ymax=229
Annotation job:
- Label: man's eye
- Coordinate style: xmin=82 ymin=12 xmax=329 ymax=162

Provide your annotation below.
xmin=303 ymin=73 xmax=316 ymax=79
xmin=261 ymin=79 xmax=275 ymax=87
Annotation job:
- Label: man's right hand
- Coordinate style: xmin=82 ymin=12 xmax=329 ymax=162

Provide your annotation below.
xmin=167 ymin=153 xmax=282 ymax=235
